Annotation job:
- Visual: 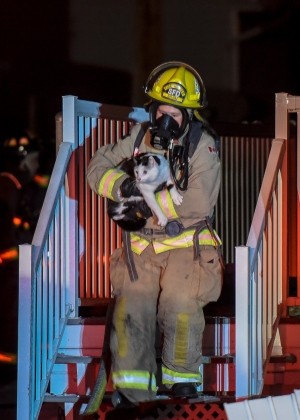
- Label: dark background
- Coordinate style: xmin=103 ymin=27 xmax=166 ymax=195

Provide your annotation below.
xmin=0 ymin=0 xmax=300 ymax=145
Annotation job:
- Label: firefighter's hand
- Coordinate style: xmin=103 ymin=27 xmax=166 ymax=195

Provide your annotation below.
xmin=120 ymin=177 xmax=141 ymax=198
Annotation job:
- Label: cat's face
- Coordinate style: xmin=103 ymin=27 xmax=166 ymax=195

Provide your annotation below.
xmin=134 ymin=155 xmax=159 ymax=183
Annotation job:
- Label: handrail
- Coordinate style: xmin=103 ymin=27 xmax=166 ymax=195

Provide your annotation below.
xmin=31 ymin=142 xmax=73 ymax=265
xmin=17 ymin=142 xmax=74 ymax=420
xmin=235 ymin=138 xmax=287 ymax=398
xmin=247 ymin=139 xmax=286 ymax=266
xmin=16 ymin=96 xmax=147 ymax=420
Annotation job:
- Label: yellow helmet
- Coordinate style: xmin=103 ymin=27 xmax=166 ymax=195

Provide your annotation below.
xmin=144 ymin=61 xmax=207 ymax=109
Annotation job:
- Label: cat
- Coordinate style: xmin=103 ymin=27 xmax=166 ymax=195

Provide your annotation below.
xmin=107 ymin=152 xmax=182 ymax=231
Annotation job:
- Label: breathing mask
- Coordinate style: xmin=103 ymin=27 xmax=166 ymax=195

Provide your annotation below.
xmin=150 ymin=114 xmax=180 ymax=150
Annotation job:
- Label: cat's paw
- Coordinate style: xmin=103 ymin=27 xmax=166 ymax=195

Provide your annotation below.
xmin=170 ymin=189 xmax=183 ymax=206
xmin=157 ymin=214 xmax=168 ymax=227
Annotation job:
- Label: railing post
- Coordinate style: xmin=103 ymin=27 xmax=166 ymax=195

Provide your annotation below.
xmin=275 ymin=96 xmax=288 ymax=308
xmin=17 ymin=244 xmax=34 ymax=420
xmin=275 ymin=93 xmax=289 ymax=140
xmin=276 ymin=93 xmax=300 ymax=313
xmin=235 ymin=245 xmax=251 ymax=399
xmin=280 ymin=137 xmax=288 ymax=316
xmin=55 ymin=112 xmax=63 ymax=154
xmin=298 ymin=111 xmax=300 ymax=308
xmin=62 ymin=95 xmax=78 ymax=147
xmin=62 ymin=95 xmax=79 ymax=317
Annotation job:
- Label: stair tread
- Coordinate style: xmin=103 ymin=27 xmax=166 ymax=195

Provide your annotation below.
xmin=269 ymin=353 xmax=297 ymax=364
xmin=55 ymin=354 xmax=101 ymax=363
xmin=44 ymin=391 xmax=235 ymax=404
xmin=202 ymin=355 xmax=235 ymax=363
xmin=54 ymin=354 xmax=235 ymax=364
xmin=44 ymin=393 xmax=85 ymax=403
xmin=67 ymin=316 xmax=107 ymax=325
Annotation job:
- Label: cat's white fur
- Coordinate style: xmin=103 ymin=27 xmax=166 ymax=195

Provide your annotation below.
xmin=133 ymin=154 xmax=182 ymax=227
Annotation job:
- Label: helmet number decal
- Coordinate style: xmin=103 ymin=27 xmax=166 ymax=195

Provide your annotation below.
xmin=162 ymin=83 xmax=186 ymax=103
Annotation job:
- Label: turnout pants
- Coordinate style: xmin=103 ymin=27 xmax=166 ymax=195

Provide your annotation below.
xmin=109 ymin=243 xmax=222 ymax=403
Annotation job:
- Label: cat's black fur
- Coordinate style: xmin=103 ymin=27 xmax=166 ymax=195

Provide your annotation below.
xmin=107 ymin=153 xmax=182 ymax=231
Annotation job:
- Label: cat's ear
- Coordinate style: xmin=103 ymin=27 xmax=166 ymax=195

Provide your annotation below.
xmin=151 ymin=155 xmax=160 ymax=166
xmin=148 ymin=155 xmax=156 ymax=167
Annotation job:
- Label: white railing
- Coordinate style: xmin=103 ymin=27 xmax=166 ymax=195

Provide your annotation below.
xmin=17 ymin=142 xmax=76 ymax=419
xmin=235 ymin=137 xmax=287 ymax=398
xmin=16 ymin=96 xmax=148 ymax=420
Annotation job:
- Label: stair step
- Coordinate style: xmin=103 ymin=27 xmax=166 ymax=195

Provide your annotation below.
xmin=67 ymin=316 xmax=107 ymax=325
xmin=44 ymin=393 xmax=84 ymax=403
xmin=40 ymin=395 xmax=229 ymax=420
xmin=269 ymin=353 xmax=297 ymax=364
xmin=202 ymin=355 xmax=235 ymax=364
xmin=44 ymin=390 xmax=234 ymax=404
xmin=55 ymin=354 xmax=235 ymax=364
xmin=155 ymin=355 xmax=235 ymax=366
xmin=44 ymin=392 xmax=111 ymax=403
xmin=55 ymin=354 xmax=100 ymax=364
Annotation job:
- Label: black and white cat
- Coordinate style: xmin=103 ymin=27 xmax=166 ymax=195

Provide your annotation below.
xmin=107 ymin=153 xmax=182 ymax=231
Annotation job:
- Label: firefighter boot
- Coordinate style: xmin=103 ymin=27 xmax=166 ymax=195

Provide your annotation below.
xmin=172 ymin=382 xmax=198 ymax=398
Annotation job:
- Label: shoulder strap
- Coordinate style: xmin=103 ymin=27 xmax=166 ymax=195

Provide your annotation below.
xmin=187 ymin=120 xmax=220 ymax=158
xmin=187 ymin=121 xmax=203 ymax=158
xmin=133 ymin=121 xmax=151 ymax=154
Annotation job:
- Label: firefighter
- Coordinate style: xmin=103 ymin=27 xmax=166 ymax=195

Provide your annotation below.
xmin=87 ymin=62 xmax=223 ymax=407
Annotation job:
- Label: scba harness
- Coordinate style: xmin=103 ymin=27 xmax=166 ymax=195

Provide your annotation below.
xmin=133 ymin=119 xmax=220 ymax=191
xmin=121 ymin=120 xmax=222 ymax=282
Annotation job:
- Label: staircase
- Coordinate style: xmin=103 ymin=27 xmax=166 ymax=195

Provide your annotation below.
xmin=36 ymin=310 xmax=300 ymax=419
xmin=17 ymin=94 xmax=300 ymax=419
xmin=37 ymin=300 xmax=236 ymax=419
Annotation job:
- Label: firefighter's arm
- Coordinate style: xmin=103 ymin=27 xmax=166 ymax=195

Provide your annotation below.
xmin=86 ymin=125 xmax=141 ymax=201
xmin=177 ymin=132 xmax=220 ymax=224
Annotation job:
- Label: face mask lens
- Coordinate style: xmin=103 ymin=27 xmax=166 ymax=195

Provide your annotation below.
xmin=156 ymin=114 xmax=179 ymax=139
xmin=150 ymin=114 xmax=180 ymax=150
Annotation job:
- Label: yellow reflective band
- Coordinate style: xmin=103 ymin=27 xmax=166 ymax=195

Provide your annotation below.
xmin=115 ymin=297 xmax=128 ymax=358
xmin=174 ymin=313 xmax=189 ymax=365
xmin=153 ymin=228 xmax=221 ymax=254
xmin=156 ymin=189 xmax=178 ymax=219
xmin=98 ymin=168 xmax=125 ymax=200
xmin=130 ymin=233 xmax=150 ymax=255
xmin=112 ymin=370 xmax=157 ymax=391
xmin=153 ymin=231 xmax=190 ymax=253
xmin=130 ymin=228 xmax=222 ymax=255
xmin=162 ymin=366 xmax=202 ymax=385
